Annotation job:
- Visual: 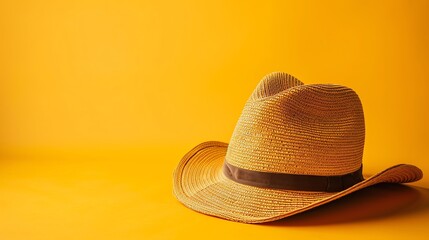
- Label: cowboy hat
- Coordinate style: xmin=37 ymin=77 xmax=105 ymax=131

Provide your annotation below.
xmin=173 ymin=72 xmax=423 ymax=223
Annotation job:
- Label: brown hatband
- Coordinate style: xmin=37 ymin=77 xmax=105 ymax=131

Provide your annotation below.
xmin=223 ymin=161 xmax=364 ymax=192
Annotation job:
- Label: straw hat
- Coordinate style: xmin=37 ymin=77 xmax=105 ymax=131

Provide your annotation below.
xmin=173 ymin=72 xmax=423 ymax=223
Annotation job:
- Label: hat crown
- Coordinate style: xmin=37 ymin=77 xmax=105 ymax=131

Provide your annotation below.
xmin=225 ymin=72 xmax=365 ymax=176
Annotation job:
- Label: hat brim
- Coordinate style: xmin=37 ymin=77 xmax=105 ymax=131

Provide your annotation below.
xmin=173 ymin=141 xmax=423 ymax=223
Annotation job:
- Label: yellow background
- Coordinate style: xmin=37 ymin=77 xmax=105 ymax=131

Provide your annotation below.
xmin=1 ymin=0 xmax=428 ymax=239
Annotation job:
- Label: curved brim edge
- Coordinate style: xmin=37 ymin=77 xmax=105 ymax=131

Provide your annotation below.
xmin=173 ymin=141 xmax=423 ymax=223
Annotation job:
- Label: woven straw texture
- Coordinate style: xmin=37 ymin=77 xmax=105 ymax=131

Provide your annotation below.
xmin=173 ymin=72 xmax=423 ymax=223
xmin=227 ymin=72 xmax=364 ymax=175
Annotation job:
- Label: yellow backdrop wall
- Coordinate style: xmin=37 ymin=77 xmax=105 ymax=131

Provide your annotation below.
xmin=0 ymin=0 xmax=428 ymax=239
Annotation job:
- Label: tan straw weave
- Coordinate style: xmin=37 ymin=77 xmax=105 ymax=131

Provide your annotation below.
xmin=173 ymin=72 xmax=423 ymax=223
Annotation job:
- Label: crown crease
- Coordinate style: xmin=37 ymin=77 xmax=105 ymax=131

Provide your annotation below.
xmin=251 ymin=72 xmax=304 ymax=100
